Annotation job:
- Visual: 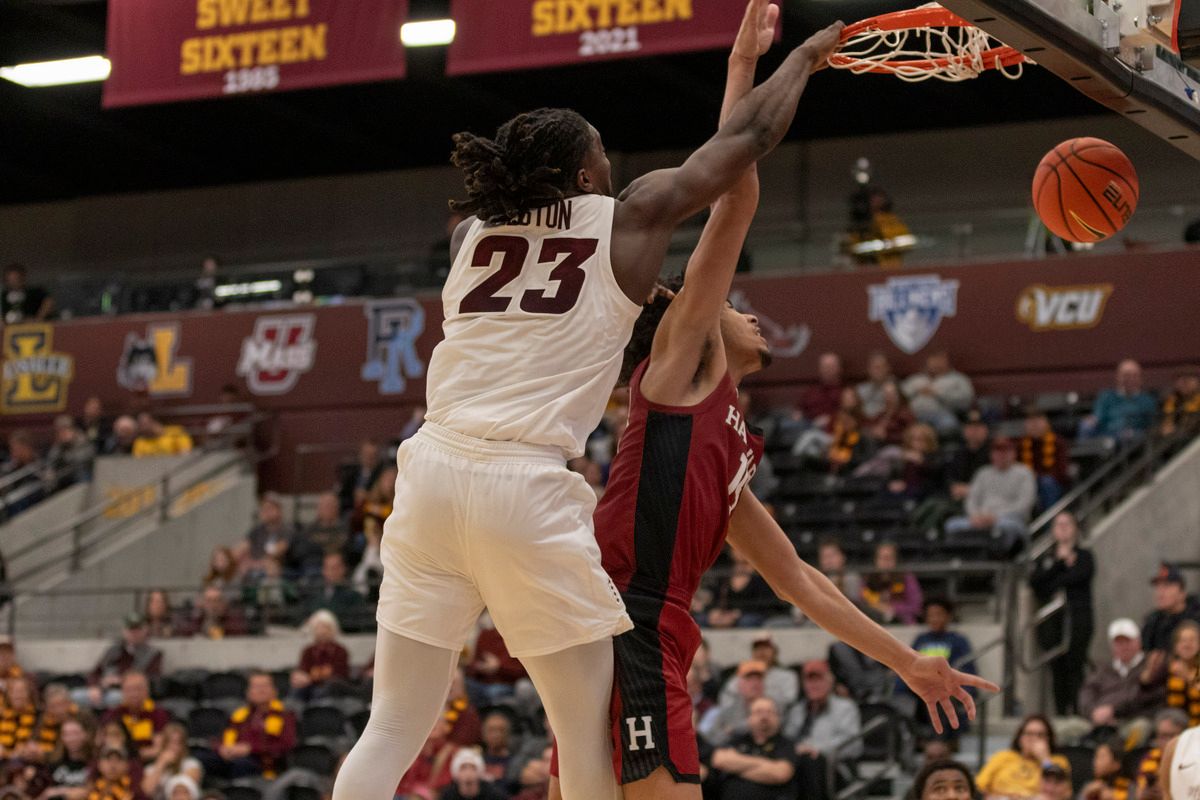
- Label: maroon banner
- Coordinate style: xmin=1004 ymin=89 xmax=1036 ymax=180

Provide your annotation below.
xmin=446 ymin=0 xmax=751 ymax=75
xmin=103 ymin=0 xmax=408 ymax=108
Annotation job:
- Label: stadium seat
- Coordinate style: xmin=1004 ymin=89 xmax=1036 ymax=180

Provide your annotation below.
xmin=163 ymin=669 xmax=209 ymax=701
xmin=857 ymin=703 xmax=901 ymax=763
xmin=300 ymin=706 xmax=347 ymax=739
xmin=48 ymin=673 xmax=88 ymax=689
xmin=1059 ymin=744 xmax=1095 ymax=793
xmin=188 ymin=707 xmax=229 ymax=742
xmin=349 ymin=709 xmax=371 ymax=738
xmin=202 ymin=671 xmax=248 ymax=701
xmin=289 ymin=743 xmax=337 ymax=776
xmin=159 ymin=698 xmax=196 ymax=723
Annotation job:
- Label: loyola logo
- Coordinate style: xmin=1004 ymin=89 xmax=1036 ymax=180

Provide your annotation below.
xmin=1016 ymin=284 xmax=1113 ymax=331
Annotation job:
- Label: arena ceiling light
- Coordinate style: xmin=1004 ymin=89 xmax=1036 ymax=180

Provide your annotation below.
xmin=400 ymin=19 xmax=456 ymax=47
xmin=0 ymin=55 xmax=111 ymax=87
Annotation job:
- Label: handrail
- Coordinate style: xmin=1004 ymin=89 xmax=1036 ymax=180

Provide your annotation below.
xmin=828 ymin=713 xmax=896 ymax=800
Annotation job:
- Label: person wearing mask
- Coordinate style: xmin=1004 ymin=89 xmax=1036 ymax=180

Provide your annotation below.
xmin=1030 ymin=511 xmax=1095 ymax=716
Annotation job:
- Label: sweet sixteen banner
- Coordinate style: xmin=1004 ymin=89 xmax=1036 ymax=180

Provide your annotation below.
xmin=103 ymin=0 xmax=408 ymax=108
xmin=446 ymin=0 xmax=753 ymax=75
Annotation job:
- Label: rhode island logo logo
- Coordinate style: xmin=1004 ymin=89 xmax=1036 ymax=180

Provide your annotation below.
xmin=237 ymin=314 xmax=316 ymax=396
xmin=2 ymin=324 xmax=74 ymax=415
xmin=867 ymin=274 xmax=960 ymax=355
xmin=116 ymin=322 xmax=193 ymax=397
xmin=361 ymin=299 xmax=426 ymax=395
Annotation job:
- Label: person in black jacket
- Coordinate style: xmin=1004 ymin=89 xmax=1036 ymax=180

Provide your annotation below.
xmin=1031 ymin=511 xmax=1095 ymax=715
xmin=1141 ymin=563 xmax=1200 ymax=656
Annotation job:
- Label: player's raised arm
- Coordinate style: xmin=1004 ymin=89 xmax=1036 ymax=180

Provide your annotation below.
xmin=726 ymin=491 xmax=1001 ymax=734
xmin=610 ymin=19 xmax=843 ymax=302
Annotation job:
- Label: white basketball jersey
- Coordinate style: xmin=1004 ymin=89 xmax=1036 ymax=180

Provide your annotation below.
xmin=425 ymin=195 xmax=641 ymax=458
xmin=1173 ymin=727 xmax=1200 ymax=800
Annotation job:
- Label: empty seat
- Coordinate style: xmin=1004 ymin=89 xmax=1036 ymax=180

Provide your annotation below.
xmin=187 ymin=706 xmax=229 ymax=742
xmin=300 ymin=706 xmax=347 ymax=739
xmin=289 ymin=743 xmax=337 ymax=776
xmin=202 ymin=671 xmax=248 ymax=701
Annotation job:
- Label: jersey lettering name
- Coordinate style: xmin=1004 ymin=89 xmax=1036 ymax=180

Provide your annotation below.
xmin=510 ymin=199 xmax=573 ymax=230
xmin=724 ymin=404 xmax=748 ymax=444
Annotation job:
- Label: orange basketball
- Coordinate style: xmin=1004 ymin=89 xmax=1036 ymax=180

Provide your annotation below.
xmin=1032 ymin=137 xmax=1139 ymax=243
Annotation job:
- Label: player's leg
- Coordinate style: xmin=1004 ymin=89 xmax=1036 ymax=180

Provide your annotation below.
xmin=523 ymin=640 xmax=622 ymax=800
xmin=330 ymin=628 xmax=457 ymax=800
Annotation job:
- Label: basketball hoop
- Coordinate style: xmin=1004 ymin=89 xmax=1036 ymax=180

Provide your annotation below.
xmin=829 ymin=2 xmax=1031 ymax=82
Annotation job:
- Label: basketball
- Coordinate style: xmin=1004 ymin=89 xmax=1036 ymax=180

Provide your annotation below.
xmin=1032 ymin=137 xmax=1140 ymax=243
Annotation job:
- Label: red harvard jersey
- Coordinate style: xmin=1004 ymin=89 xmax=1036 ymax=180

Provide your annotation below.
xmin=594 ymin=358 xmax=765 ymax=613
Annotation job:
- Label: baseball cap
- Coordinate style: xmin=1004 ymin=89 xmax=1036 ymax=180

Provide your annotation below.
xmin=991 ymin=436 xmax=1015 ymax=452
xmin=1108 ymin=618 xmax=1140 ymax=641
xmin=803 ymin=659 xmax=831 ymax=678
xmin=737 ymin=660 xmax=768 ymax=678
xmin=1042 ymin=762 xmax=1070 ymax=781
xmin=123 ymin=612 xmax=146 ymax=629
xmin=1151 ymin=562 xmax=1185 ymax=587
xmin=450 ymin=748 xmax=485 ymax=778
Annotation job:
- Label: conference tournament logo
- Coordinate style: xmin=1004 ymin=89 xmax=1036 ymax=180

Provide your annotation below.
xmin=237 ymin=314 xmax=316 ymax=396
xmin=1016 ymin=283 xmax=1113 ymax=331
xmin=729 ymin=289 xmax=811 ymax=358
xmin=867 ymin=274 xmax=960 ymax=355
xmin=116 ymin=322 xmax=193 ymax=397
xmin=361 ymin=299 xmax=426 ymax=395
xmin=1 ymin=324 xmax=74 ymax=415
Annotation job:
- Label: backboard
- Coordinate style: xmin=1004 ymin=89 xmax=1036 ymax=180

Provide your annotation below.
xmin=939 ymin=0 xmax=1200 ymax=159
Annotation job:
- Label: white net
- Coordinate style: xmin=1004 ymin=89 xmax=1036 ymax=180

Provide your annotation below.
xmin=830 ymin=5 xmax=1031 ymax=82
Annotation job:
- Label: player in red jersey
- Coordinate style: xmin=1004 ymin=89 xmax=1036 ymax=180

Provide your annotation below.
xmin=549 ymin=4 xmax=999 ymax=798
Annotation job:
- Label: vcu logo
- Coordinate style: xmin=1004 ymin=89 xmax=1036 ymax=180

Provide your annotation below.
xmin=1016 ymin=284 xmax=1113 ymax=331
xmin=117 ymin=323 xmax=193 ymax=397
xmin=237 ymin=314 xmax=317 ymax=395
xmin=361 ymin=299 xmax=426 ymax=395
xmin=1 ymin=324 xmax=74 ymax=414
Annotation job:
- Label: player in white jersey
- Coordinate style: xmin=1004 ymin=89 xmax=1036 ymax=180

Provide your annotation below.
xmin=331 ymin=6 xmax=845 ymax=799
xmin=1161 ymin=727 xmax=1200 ymax=800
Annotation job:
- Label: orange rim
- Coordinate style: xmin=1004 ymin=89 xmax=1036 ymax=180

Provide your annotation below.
xmin=839 ymin=5 xmax=975 ymax=37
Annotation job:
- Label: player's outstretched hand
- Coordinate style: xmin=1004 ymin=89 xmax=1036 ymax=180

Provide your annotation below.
xmin=898 ymin=655 xmax=1001 ymax=734
xmin=732 ymin=0 xmax=780 ymax=62
xmin=800 ymin=21 xmax=846 ymax=71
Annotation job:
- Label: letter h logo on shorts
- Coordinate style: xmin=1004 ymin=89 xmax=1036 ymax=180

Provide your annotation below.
xmin=361 ymin=299 xmax=426 ymax=395
xmin=625 ymin=716 xmax=656 ymax=752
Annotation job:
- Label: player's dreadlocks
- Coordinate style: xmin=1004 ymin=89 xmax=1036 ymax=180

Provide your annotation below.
xmin=449 ymin=108 xmax=594 ymax=224
xmin=618 ymin=274 xmax=687 ymax=387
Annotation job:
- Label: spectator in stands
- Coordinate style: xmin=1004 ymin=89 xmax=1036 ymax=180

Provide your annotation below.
xmin=181 ymin=586 xmax=248 ymax=639
xmin=975 ymin=714 xmax=1069 ymax=800
xmin=30 ymin=683 xmax=82 ymax=762
xmin=801 ymin=353 xmax=845 ymax=432
xmin=465 ymin=614 xmax=528 ymax=709
xmin=861 ymin=542 xmax=923 ymax=625
xmin=440 ymin=748 xmax=506 ymax=800
xmin=700 ymin=660 xmax=769 ymax=747
xmin=163 ymin=776 xmax=199 ymax=800
xmin=81 ymin=614 xmax=163 ymax=709
xmin=479 ymin=710 xmax=516 ymax=786
xmin=78 ymin=397 xmax=113 ymax=456
xmin=192 ymin=255 xmax=220 ymax=311
xmin=1019 ymin=410 xmax=1071 ymax=510
xmin=132 ymin=414 xmax=193 ymax=458
xmin=1082 ymin=359 xmax=1158 ymax=443
xmin=947 ymin=409 xmax=991 ymax=502
xmin=1141 ymin=620 xmax=1200 ymax=728
xmin=901 ymin=351 xmax=975 ymax=434
xmin=100 ymin=672 xmax=167 ymax=762
xmin=42 ymin=718 xmax=94 ymax=799
xmin=85 ymin=745 xmax=137 ymax=800
xmin=359 ymin=464 xmax=397 ymax=545
xmin=289 ymin=610 xmax=350 ymax=702
xmin=847 ymin=185 xmax=912 ymax=268
xmin=944 ymin=437 xmax=1036 ymax=554
xmin=0 ymin=637 xmax=26 ymax=695
xmin=1141 ymin=563 xmax=1200 ymax=656
xmin=0 ymin=677 xmax=40 ymax=758
xmin=817 ymin=539 xmax=863 ymax=602
xmin=441 ymin=668 xmax=481 ymax=748
xmin=704 ymin=550 xmax=786 ymax=628
xmin=826 ymin=390 xmax=872 ymax=474
xmin=895 ymin=598 xmax=976 ymax=740
xmin=710 ymin=697 xmax=798 ymax=800
xmin=1133 ymin=709 xmax=1188 ymax=795
xmin=302 ymin=552 xmax=366 ymax=632
xmin=1030 ymin=511 xmax=1095 ymax=716
xmin=865 ymin=382 xmax=915 ymax=446
xmin=237 ymin=493 xmax=293 ymax=581
xmin=288 ymin=491 xmax=349 ymax=579
xmin=397 ymin=717 xmax=457 ymax=800
xmin=880 ymin=422 xmax=946 ymax=504
xmin=1 ymin=263 xmax=54 ymax=323
xmin=141 ymin=591 xmax=176 ymax=639
xmin=139 ymin=722 xmax=201 ymax=800
xmin=857 ymin=351 xmax=895 ymax=419
xmin=2 ymin=429 xmax=45 ymax=516
xmin=339 ymin=440 xmax=383 ymax=514
xmin=197 ymin=672 xmax=296 ymax=781
xmin=1069 ymin=618 xmax=1155 ymax=746
xmin=719 ymin=636 xmax=800 ymax=712
xmin=1161 ymin=367 xmax=1200 ymax=436
xmin=1081 ymin=737 xmax=1132 ymax=800
xmin=45 ymin=416 xmax=95 ymax=491
xmin=828 ymin=642 xmax=892 ymax=705
xmin=1037 ymin=762 xmax=1073 ymax=800
xmin=204 ymin=385 xmax=244 ymax=445
xmin=908 ymin=760 xmax=974 ymax=800
xmin=202 ymin=546 xmax=238 ymax=590
xmin=105 ymin=416 xmax=138 ymax=456
xmin=783 ymin=659 xmax=862 ymax=790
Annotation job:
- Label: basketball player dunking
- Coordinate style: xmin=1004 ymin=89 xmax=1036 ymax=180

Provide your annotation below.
xmin=1159 ymin=728 xmax=1200 ymax=800
xmin=545 ymin=7 xmax=998 ymax=798
xmin=331 ymin=6 xmax=846 ymax=800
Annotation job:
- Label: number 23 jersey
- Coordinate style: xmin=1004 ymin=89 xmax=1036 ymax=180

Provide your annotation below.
xmin=425 ymin=195 xmax=641 ymax=458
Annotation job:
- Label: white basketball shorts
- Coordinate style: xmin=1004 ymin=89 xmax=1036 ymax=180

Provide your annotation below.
xmin=376 ymin=421 xmax=632 ymax=658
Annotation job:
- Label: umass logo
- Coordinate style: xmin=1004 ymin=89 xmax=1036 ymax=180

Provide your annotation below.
xmin=867 ymin=275 xmax=960 ymax=355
